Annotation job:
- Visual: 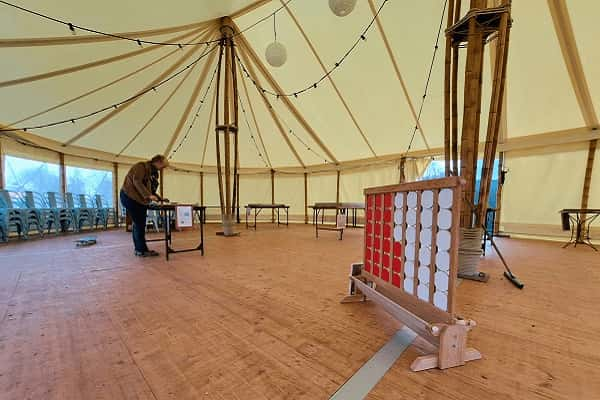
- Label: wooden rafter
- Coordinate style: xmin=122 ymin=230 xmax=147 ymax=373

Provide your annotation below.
xmin=281 ymin=0 xmax=376 ymax=157
xmin=233 ymin=22 xmax=339 ymax=164
xmin=63 ymin=28 xmax=215 ymax=146
xmin=547 ymin=0 xmax=599 ymax=129
xmin=367 ymin=0 xmax=431 ymax=150
xmin=0 ymin=20 xmax=211 ymax=47
xmin=117 ymin=50 xmax=202 ymax=156
xmin=0 ymin=27 xmax=208 ymax=88
xmin=237 ymin=43 xmax=305 ymax=167
xmin=239 ymin=64 xmax=273 ymax=168
xmin=163 ymin=48 xmax=218 ymax=156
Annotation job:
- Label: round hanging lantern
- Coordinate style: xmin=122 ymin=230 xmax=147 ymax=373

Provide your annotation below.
xmin=265 ymin=41 xmax=287 ymax=67
xmin=328 ymin=0 xmax=357 ymax=17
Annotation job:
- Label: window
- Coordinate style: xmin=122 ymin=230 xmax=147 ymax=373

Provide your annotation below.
xmin=420 ymin=159 xmax=500 ymax=208
xmin=4 ymin=155 xmax=60 ymax=193
xmin=66 ymin=166 xmax=113 ymax=206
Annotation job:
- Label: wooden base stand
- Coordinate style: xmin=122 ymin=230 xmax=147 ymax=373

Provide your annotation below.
xmin=458 ymin=271 xmax=490 ymax=283
xmin=216 ymin=231 xmax=240 ymax=237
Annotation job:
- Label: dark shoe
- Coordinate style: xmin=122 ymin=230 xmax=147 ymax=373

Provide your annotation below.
xmin=135 ymin=250 xmax=160 ymax=257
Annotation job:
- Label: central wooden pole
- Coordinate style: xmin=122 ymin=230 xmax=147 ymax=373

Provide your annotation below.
xmin=215 ymin=17 xmax=240 ymax=236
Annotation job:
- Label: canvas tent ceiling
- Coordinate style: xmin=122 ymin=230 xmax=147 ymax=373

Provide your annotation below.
xmin=0 ymin=0 xmax=599 ymax=173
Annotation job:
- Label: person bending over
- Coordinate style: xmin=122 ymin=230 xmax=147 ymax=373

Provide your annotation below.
xmin=120 ymin=154 xmax=168 ymax=257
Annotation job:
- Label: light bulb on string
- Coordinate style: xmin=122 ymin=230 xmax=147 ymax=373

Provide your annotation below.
xmin=329 ymin=0 xmax=357 ymax=17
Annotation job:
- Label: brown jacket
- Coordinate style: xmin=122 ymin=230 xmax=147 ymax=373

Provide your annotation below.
xmin=121 ymin=161 xmax=156 ymax=205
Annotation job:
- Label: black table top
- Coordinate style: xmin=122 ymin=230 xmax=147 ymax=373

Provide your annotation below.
xmin=246 ymin=204 xmax=289 ymax=208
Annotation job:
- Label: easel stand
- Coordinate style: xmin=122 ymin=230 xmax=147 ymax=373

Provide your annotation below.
xmin=343 ymin=263 xmax=481 ymax=372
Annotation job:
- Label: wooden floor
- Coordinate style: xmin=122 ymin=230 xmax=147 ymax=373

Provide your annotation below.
xmin=0 ymin=224 xmax=598 ymax=400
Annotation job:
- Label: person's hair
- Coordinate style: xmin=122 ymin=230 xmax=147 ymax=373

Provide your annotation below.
xmin=150 ymin=154 xmax=167 ymax=164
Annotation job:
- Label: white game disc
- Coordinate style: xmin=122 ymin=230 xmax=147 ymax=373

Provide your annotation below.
xmin=434 ymin=271 xmax=449 ymax=291
xmin=407 ymin=191 xmax=418 ymax=208
xmin=437 ymin=209 xmax=452 ymax=230
xmin=436 ymin=250 xmax=450 ymax=272
xmin=419 ymin=246 xmax=431 ymax=265
xmin=438 ymin=188 xmax=453 ymax=209
xmin=417 ymin=284 xmax=429 ymax=301
xmin=433 ymin=292 xmax=448 ymax=311
xmin=421 ymin=190 xmax=434 ymax=208
xmin=421 ymin=208 xmax=433 ymax=228
xmin=405 ymin=244 xmax=416 ymax=261
xmin=436 ymin=230 xmax=451 ymax=250
xmin=407 ymin=208 xmax=417 ymax=225
xmin=406 ymin=226 xmax=416 ymax=243
xmin=394 ymin=209 xmax=404 ymax=225
xmin=418 ymin=266 xmax=430 ymax=283
xmin=394 ymin=192 xmax=404 ymax=208
xmin=404 ymin=261 xmax=415 ymax=277
xmin=404 ymin=278 xmax=414 ymax=294
xmin=420 ymin=228 xmax=432 ymax=247
xmin=393 ymin=225 xmax=403 ymax=242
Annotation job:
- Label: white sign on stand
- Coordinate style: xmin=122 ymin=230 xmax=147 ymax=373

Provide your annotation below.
xmin=176 ymin=205 xmax=193 ymax=229
xmin=336 ymin=214 xmax=347 ymax=229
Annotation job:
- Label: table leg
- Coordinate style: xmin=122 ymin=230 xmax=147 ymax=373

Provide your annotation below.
xmin=164 ymin=211 xmax=169 ymax=261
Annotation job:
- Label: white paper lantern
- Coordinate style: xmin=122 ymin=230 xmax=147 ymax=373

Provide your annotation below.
xmin=329 ymin=0 xmax=357 ymax=17
xmin=265 ymin=42 xmax=287 ymax=67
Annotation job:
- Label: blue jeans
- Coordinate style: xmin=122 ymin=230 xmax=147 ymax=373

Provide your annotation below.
xmin=120 ymin=190 xmax=148 ymax=253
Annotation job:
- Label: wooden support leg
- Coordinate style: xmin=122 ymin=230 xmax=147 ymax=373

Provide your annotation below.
xmin=341 ymin=263 xmax=367 ymax=303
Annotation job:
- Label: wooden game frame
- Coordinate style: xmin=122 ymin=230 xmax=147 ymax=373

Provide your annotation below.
xmin=343 ymin=176 xmax=481 ymax=371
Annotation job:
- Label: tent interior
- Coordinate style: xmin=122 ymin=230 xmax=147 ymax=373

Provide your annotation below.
xmin=1 ymin=0 xmax=599 ymax=399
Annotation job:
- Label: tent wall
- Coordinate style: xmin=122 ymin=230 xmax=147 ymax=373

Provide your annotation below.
xmin=274 ymin=173 xmax=305 ymax=220
xmin=500 ymin=142 xmax=591 ymax=237
xmin=340 ymin=163 xmax=400 ymax=203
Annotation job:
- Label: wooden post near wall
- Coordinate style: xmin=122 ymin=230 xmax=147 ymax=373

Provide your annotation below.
xmin=59 ymin=153 xmax=66 ymax=194
xmin=113 ymin=162 xmax=119 ymax=225
xmin=0 ymin=139 xmax=4 ymax=189
xmin=336 ymin=170 xmax=341 ymax=203
xmin=271 ymin=169 xmax=275 ymax=223
xmin=399 ymin=157 xmax=406 ymax=183
xmin=236 ymin=172 xmax=240 ymax=223
xmin=304 ymin=172 xmax=308 ymax=224
xmin=159 ymin=168 xmax=164 ymax=200
xmin=581 ymin=139 xmax=597 ymax=210
xmin=200 ymin=172 xmax=204 ymax=206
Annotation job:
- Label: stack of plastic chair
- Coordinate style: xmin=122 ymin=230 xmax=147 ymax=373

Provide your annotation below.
xmin=46 ymin=192 xmax=74 ymax=233
xmin=64 ymin=192 xmax=93 ymax=231
xmin=0 ymin=189 xmax=29 ymax=240
xmin=77 ymin=194 xmax=98 ymax=229
xmin=93 ymin=194 xmax=114 ymax=229
xmin=25 ymin=191 xmax=57 ymax=235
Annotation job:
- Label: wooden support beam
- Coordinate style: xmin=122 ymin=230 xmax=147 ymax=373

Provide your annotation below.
xmin=113 ymin=162 xmax=119 ymax=224
xmin=548 ymin=0 xmax=599 ymax=129
xmin=304 ymin=172 xmax=308 ymax=224
xmin=336 ymin=170 xmax=341 ymax=203
xmin=581 ymin=139 xmax=597 ymax=210
xmin=271 ymin=169 xmax=275 ymax=223
xmin=200 ymin=172 xmax=204 ymax=206
xmin=282 ymin=0 xmax=376 ymax=157
xmin=232 ymin=24 xmax=339 ymax=164
xmin=0 ymin=139 xmax=4 ymax=189
xmin=367 ymin=0 xmax=430 ymax=150
xmin=237 ymin=45 xmax=305 ymax=167
xmin=444 ymin=0 xmax=456 ymax=176
xmin=451 ymin=0 xmax=462 ymax=176
xmin=64 ymin=30 xmax=213 ymax=146
xmin=159 ymin=168 xmax=164 ymax=200
xmin=399 ymin=157 xmax=406 ymax=183
xmin=59 ymin=153 xmax=66 ymax=194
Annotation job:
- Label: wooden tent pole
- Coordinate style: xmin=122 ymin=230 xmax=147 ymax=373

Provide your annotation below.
xmin=451 ymin=1 xmax=461 ymax=176
xmin=231 ymin=39 xmax=240 ymax=219
xmin=399 ymin=157 xmax=406 ymax=183
xmin=200 ymin=172 xmax=204 ymax=206
xmin=581 ymin=139 xmax=597 ymax=210
xmin=113 ymin=162 xmax=119 ymax=224
xmin=271 ymin=169 xmax=275 ymax=222
xmin=59 ymin=153 xmax=66 ymax=194
xmin=0 ymin=139 xmax=4 ymax=189
xmin=478 ymin=10 xmax=511 ymax=225
xmin=223 ymin=30 xmax=232 ymax=218
xmin=336 ymin=170 xmax=341 ymax=203
xmin=159 ymin=168 xmax=164 ymax=200
xmin=304 ymin=172 xmax=308 ymax=224
xmin=236 ymin=173 xmax=240 ymax=223
xmin=444 ymin=0 xmax=455 ymax=176
xmin=215 ymin=38 xmax=225 ymax=216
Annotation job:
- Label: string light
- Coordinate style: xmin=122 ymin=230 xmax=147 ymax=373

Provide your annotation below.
xmin=235 ymin=0 xmax=389 ymax=98
xmin=169 ymin=62 xmax=220 ymax=159
xmin=0 ymin=0 xmax=294 ymax=48
xmin=404 ymin=0 xmax=448 ymax=155
xmin=0 ymin=44 xmax=218 ymax=134
xmin=238 ymin=95 xmax=269 ymax=168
